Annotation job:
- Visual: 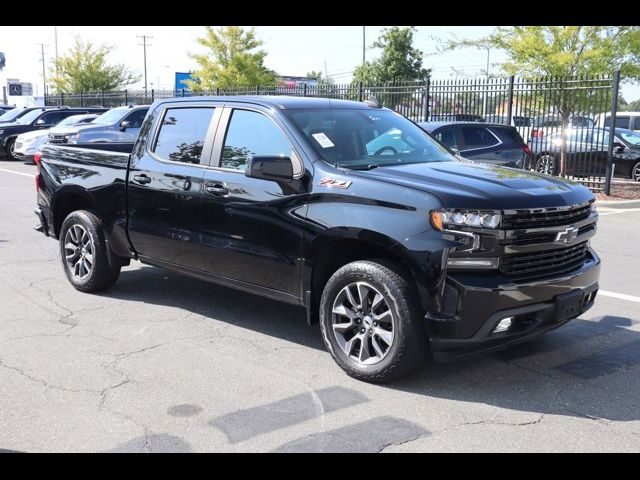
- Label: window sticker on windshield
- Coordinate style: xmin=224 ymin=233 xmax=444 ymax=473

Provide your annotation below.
xmin=312 ymin=132 xmax=335 ymax=148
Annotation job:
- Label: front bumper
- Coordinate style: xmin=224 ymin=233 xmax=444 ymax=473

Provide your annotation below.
xmin=427 ymin=248 xmax=600 ymax=361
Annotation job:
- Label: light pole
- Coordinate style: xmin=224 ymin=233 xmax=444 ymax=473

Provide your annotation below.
xmin=482 ymin=46 xmax=490 ymax=118
xmin=362 ymin=26 xmax=366 ymax=65
xmin=137 ymin=35 xmax=153 ymax=98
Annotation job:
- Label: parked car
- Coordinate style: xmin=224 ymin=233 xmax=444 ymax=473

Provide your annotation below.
xmin=529 ymin=127 xmax=640 ymax=180
xmin=0 ymin=106 xmax=107 ymax=160
xmin=419 ymin=121 xmax=530 ymax=168
xmin=35 ymin=95 xmax=600 ymax=382
xmin=48 ymin=105 xmax=149 ymax=145
xmin=529 ymin=114 xmax=595 ymax=141
xmin=0 ymin=105 xmax=14 ymax=115
xmin=13 ymin=113 xmax=100 ymax=163
xmin=595 ymin=111 xmax=640 ymax=132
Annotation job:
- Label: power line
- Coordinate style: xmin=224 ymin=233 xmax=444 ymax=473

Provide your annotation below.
xmin=137 ymin=35 xmax=153 ymax=97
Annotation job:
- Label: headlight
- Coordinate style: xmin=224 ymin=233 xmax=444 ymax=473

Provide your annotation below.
xmin=430 ymin=209 xmax=502 ymax=230
xmin=590 ymin=202 xmax=597 ymax=213
xmin=64 ymin=133 xmax=79 ymax=139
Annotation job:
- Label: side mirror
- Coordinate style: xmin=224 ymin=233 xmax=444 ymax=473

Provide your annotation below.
xmin=35 ymin=119 xmax=46 ymax=126
xmin=245 ymin=155 xmax=294 ymax=182
xmin=450 ymin=147 xmax=460 ymax=155
xmin=119 ymin=120 xmax=130 ymax=132
xmin=613 ymin=141 xmax=626 ymax=153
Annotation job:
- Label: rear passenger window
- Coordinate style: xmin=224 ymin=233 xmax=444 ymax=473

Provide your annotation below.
xmin=605 ymin=116 xmax=630 ymax=129
xmin=153 ymin=107 xmax=215 ymax=164
xmin=461 ymin=127 xmax=499 ymax=149
xmin=634 ymin=118 xmax=640 ymax=130
xmin=221 ymin=109 xmax=293 ymax=171
xmin=434 ymin=129 xmax=459 ymax=150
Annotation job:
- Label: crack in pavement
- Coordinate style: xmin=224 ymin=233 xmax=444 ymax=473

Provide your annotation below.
xmin=377 ymin=431 xmax=432 ymax=453
xmin=0 ymin=359 xmax=97 ymax=395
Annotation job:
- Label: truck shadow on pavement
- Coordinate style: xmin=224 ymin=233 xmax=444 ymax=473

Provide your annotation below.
xmin=104 ymin=266 xmax=640 ymax=424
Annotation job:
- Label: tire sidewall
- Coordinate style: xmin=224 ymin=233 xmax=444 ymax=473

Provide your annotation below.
xmin=59 ymin=210 xmax=115 ymax=291
xmin=6 ymin=138 xmax=17 ymax=161
xmin=319 ymin=262 xmax=422 ymax=379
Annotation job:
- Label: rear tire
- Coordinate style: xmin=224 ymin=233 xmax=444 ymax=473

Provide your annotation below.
xmin=535 ymin=153 xmax=558 ymax=176
xmin=319 ymin=259 xmax=427 ymax=383
xmin=59 ymin=210 xmax=121 ymax=292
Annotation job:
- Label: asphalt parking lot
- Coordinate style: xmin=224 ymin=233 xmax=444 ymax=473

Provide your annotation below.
xmin=0 ymin=162 xmax=639 ymax=452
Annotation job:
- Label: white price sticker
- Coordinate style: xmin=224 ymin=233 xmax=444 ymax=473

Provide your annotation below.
xmin=312 ymin=132 xmax=335 ymax=148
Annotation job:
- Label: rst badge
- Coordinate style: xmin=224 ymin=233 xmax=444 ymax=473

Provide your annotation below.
xmin=319 ymin=178 xmax=352 ymax=189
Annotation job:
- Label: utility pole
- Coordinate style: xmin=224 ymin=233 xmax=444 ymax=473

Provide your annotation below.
xmin=137 ymin=35 xmax=153 ymax=98
xmin=54 ymin=27 xmax=59 ymax=69
xmin=362 ymin=26 xmax=366 ymax=65
xmin=482 ymin=46 xmax=491 ymax=118
xmin=324 ymin=60 xmax=329 ymax=81
xmin=36 ymin=43 xmax=48 ymax=98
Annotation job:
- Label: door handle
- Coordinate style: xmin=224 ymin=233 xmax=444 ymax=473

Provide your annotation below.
xmin=132 ymin=174 xmax=151 ymax=185
xmin=205 ymin=184 xmax=229 ymax=196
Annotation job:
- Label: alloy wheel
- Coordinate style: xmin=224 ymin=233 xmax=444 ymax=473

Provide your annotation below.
xmin=331 ymin=281 xmax=395 ymax=365
xmin=633 ymin=163 xmax=640 ymax=182
xmin=64 ymin=224 xmax=94 ymax=280
xmin=536 ymin=154 xmax=556 ymax=175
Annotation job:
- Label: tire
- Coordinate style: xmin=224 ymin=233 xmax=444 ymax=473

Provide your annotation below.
xmin=4 ymin=137 xmax=18 ymax=161
xmin=632 ymin=161 xmax=640 ymax=182
xmin=59 ymin=210 xmax=121 ymax=292
xmin=319 ymin=259 xmax=427 ymax=383
xmin=535 ymin=153 xmax=558 ymax=176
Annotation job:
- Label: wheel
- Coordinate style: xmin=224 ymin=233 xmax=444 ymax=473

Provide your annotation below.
xmin=535 ymin=154 xmax=558 ymax=175
xmin=59 ymin=210 xmax=121 ymax=292
xmin=4 ymin=137 xmax=18 ymax=161
xmin=319 ymin=260 xmax=427 ymax=383
xmin=632 ymin=161 xmax=640 ymax=182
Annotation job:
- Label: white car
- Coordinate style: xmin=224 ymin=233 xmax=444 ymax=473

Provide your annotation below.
xmin=13 ymin=113 xmax=99 ymax=162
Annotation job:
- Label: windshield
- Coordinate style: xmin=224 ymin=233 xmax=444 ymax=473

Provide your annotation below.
xmin=285 ymin=108 xmax=456 ymax=168
xmin=619 ymin=129 xmax=640 ymax=146
xmin=0 ymin=107 xmax=25 ymax=122
xmin=92 ymin=108 xmax=127 ymax=125
xmin=16 ymin=109 xmax=45 ymax=125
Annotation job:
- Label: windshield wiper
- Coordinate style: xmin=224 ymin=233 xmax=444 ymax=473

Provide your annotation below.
xmin=334 ymin=163 xmax=380 ymax=171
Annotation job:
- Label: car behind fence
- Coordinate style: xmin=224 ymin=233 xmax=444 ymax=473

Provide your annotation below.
xmin=45 ymin=71 xmax=622 ymax=193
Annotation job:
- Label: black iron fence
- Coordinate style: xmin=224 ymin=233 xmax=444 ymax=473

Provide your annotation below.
xmin=45 ymin=73 xmax=621 ymax=192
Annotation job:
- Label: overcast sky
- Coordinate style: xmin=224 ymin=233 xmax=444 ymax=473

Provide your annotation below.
xmin=1 ymin=25 xmax=638 ymax=100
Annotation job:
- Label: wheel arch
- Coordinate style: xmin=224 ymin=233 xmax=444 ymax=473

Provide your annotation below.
xmin=51 ymin=186 xmax=98 ymax=238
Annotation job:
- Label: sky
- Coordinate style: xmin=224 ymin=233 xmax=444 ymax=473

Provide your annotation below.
xmin=1 ymin=25 xmax=638 ymax=100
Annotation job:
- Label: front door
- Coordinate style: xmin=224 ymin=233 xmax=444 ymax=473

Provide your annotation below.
xmin=127 ymin=103 xmax=220 ymax=269
xmin=200 ymin=106 xmax=308 ymax=297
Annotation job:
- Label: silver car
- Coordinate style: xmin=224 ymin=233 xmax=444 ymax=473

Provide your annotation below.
xmin=49 ymin=105 xmax=149 ymax=144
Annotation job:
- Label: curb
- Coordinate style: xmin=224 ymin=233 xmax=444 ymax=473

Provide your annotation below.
xmin=595 ymin=198 xmax=640 ymax=209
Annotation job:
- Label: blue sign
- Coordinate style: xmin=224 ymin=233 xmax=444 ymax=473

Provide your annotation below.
xmin=175 ymin=72 xmax=194 ymax=92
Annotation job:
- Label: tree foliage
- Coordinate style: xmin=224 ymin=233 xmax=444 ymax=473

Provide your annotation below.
xmin=353 ymin=27 xmax=430 ymax=84
xmin=305 ymin=70 xmax=335 ymax=87
xmin=185 ymin=26 xmax=277 ymax=92
xmin=49 ymin=37 xmax=139 ymax=93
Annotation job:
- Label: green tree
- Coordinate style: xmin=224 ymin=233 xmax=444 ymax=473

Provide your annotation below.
xmin=185 ymin=26 xmax=277 ymax=92
xmin=305 ymin=70 xmax=335 ymax=87
xmin=353 ymin=26 xmax=430 ymax=84
xmin=442 ymin=26 xmax=640 ymax=175
xmin=49 ymin=37 xmax=139 ymax=93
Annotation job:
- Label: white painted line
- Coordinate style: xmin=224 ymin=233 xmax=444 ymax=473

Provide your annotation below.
xmin=599 ymin=290 xmax=640 ymax=304
xmin=0 ymin=167 xmax=34 ymax=178
xmin=598 ymin=208 xmax=640 ymax=216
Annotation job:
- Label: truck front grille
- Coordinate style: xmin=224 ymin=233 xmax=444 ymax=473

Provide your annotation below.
xmin=49 ymin=135 xmax=67 ymax=143
xmin=502 ymin=203 xmax=592 ymax=229
xmin=499 ymin=241 xmax=588 ymax=278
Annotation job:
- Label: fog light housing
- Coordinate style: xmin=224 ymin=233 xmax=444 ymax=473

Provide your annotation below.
xmin=493 ymin=317 xmax=513 ymax=334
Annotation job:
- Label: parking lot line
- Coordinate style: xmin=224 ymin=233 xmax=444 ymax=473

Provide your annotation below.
xmin=598 ymin=208 xmax=640 ymax=216
xmin=599 ymin=290 xmax=640 ymax=304
xmin=0 ymin=167 xmax=33 ymax=178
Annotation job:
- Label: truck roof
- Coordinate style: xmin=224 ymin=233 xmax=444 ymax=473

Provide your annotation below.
xmin=155 ymin=95 xmax=376 ymax=110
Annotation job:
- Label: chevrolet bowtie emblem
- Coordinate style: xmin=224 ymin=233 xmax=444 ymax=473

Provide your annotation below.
xmin=555 ymin=226 xmax=579 ymax=243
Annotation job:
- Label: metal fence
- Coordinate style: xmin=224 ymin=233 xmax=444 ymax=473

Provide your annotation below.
xmin=45 ymin=72 xmax=621 ymax=193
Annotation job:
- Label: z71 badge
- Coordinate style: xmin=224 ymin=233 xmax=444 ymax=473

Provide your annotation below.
xmin=319 ymin=178 xmax=352 ymax=189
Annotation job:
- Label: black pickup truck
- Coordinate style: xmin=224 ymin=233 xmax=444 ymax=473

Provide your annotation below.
xmin=35 ymin=96 xmax=600 ymax=382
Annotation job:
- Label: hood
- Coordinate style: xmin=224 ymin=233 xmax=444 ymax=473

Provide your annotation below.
xmin=350 ymin=161 xmax=593 ymax=210
xmin=17 ymin=129 xmax=49 ymax=141
xmin=51 ymin=123 xmax=107 ymax=135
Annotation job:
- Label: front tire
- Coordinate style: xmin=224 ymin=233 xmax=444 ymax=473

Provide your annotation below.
xmin=632 ymin=161 xmax=640 ymax=182
xmin=59 ymin=210 xmax=121 ymax=292
xmin=5 ymin=138 xmax=18 ymax=161
xmin=319 ymin=260 xmax=427 ymax=383
xmin=535 ymin=153 xmax=558 ymax=175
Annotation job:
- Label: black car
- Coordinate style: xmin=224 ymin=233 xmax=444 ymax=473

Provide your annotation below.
xmin=0 ymin=106 xmax=44 ymax=125
xmin=419 ymin=121 xmax=530 ymax=168
xmin=529 ymin=127 xmax=640 ymax=181
xmin=35 ymin=96 xmax=600 ymax=382
xmin=0 ymin=105 xmax=14 ymax=115
xmin=0 ymin=106 xmax=108 ymax=160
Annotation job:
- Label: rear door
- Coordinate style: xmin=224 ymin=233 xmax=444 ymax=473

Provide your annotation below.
xmin=127 ymin=102 xmax=221 ymax=269
xmin=488 ymin=126 xmax=526 ymax=168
